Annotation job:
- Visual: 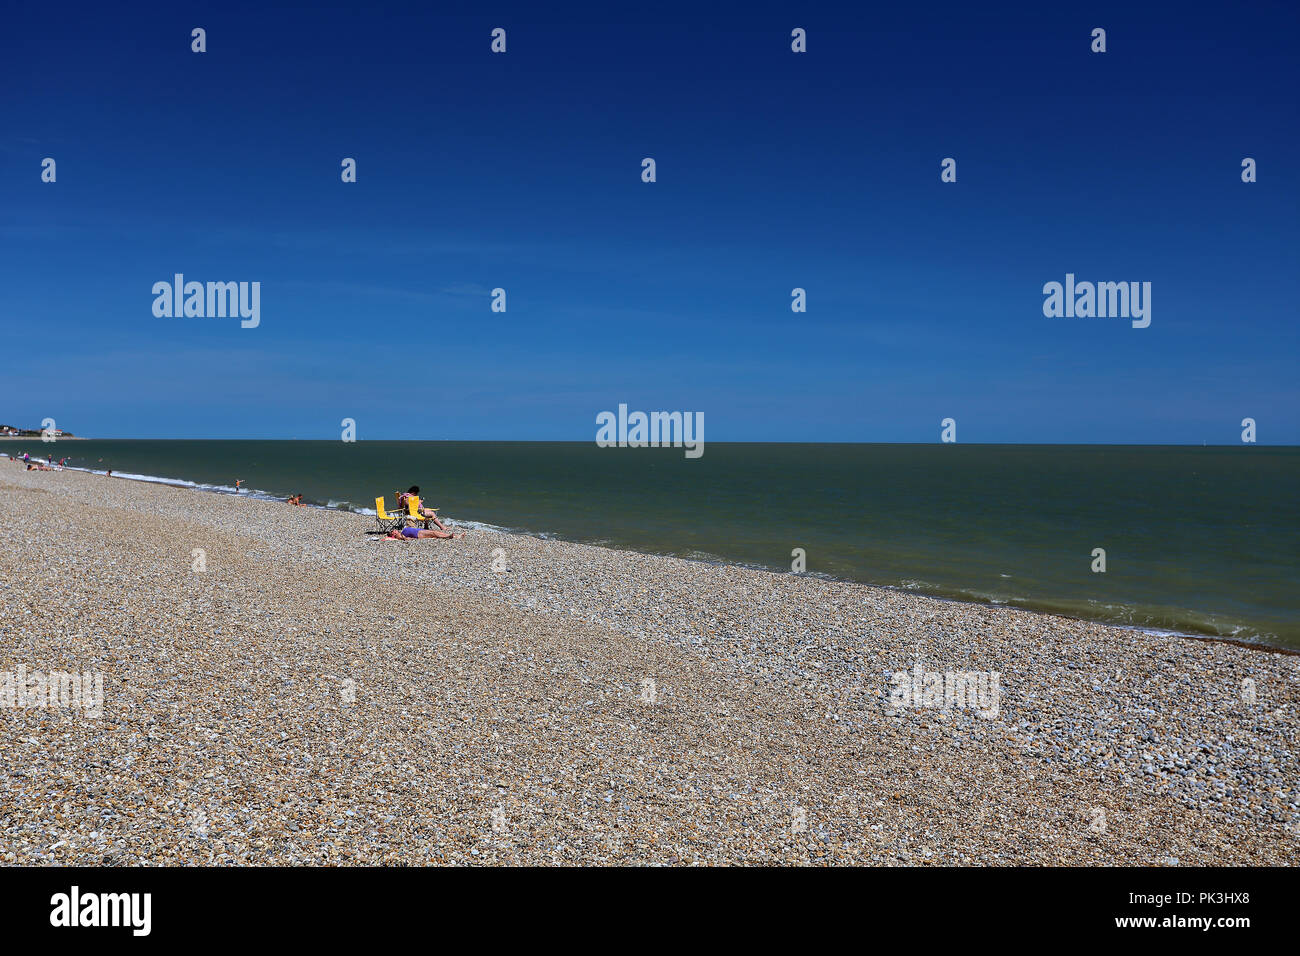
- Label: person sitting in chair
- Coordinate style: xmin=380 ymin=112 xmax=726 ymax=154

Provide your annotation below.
xmin=396 ymin=485 xmax=451 ymax=532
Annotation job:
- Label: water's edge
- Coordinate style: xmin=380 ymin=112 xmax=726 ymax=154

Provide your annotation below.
xmin=13 ymin=454 xmax=1293 ymax=656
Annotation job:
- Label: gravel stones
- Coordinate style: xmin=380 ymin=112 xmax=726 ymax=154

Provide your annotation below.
xmin=1 ymin=467 xmax=1296 ymax=865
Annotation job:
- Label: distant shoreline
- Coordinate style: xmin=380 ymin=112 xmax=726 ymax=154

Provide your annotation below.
xmin=3 ymin=437 xmax=1299 ymax=446
xmin=0 ymin=435 xmax=86 ymax=441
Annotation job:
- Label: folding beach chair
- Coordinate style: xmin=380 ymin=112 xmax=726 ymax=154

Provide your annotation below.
xmin=374 ymin=497 xmax=405 ymax=534
xmin=406 ymin=495 xmax=438 ymax=529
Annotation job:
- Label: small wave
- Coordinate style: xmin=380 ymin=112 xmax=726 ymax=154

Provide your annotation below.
xmin=682 ymin=549 xmax=727 ymax=563
xmin=899 ymin=579 xmax=940 ymax=591
xmin=453 ymin=519 xmax=516 ymax=534
xmin=89 ymin=469 xmax=203 ymax=488
xmin=55 ymin=465 xmax=286 ymax=505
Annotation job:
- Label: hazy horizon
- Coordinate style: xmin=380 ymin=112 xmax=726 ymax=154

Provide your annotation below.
xmin=5 ymin=434 xmax=1297 ymax=447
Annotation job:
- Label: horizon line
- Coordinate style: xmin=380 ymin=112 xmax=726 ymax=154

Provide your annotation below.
xmin=9 ymin=437 xmax=1298 ymax=448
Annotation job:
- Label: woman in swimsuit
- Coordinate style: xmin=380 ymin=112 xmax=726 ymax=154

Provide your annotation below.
xmin=385 ymin=525 xmax=463 ymax=540
xmin=395 ymin=486 xmax=447 ymax=527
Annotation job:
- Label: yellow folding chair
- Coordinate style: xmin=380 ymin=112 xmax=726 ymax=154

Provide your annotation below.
xmin=405 ymin=495 xmax=438 ymax=528
xmin=374 ymin=497 xmax=405 ymax=534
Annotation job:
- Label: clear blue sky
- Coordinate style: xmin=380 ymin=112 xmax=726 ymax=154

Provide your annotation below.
xmin=3 ymin=0 xmax=1297 ymax=442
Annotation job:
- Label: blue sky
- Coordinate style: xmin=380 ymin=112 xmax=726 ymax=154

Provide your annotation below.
xmin=3 ymin=0 xmax=1297 ymax=442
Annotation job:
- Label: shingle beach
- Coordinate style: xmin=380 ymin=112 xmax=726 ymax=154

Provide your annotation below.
xmin=2 ymin=465 xmax=1296 ymax=865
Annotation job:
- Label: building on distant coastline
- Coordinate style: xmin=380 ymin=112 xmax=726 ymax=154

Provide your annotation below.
xmin=0 ymin=423 xmax=75 ymax=437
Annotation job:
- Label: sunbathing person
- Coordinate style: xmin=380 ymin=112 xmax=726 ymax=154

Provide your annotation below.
xmin=384 ymin=525 xmax=463 ymax=540
xmin=396 ymin=485 xmax=451 ymax=531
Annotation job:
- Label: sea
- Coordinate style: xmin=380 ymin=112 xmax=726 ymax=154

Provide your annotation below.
xmin=11 ymin=440 xmax=1298 ymax=650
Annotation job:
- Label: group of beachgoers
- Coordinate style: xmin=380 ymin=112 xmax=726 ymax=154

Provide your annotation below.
xmin=4 ymin=451 xmax=68 ymax=471
xmin=12 ymin=456 xmax=462 ymax=542
xmin=226 ymin=479 xmax=460 ymax=539
xmin=384 ymin=485 xmax=465 ymax=541
xmin=6 ymin=452 xmax=117 ymax=476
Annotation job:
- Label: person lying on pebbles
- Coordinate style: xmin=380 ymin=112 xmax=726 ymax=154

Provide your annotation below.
xmin=384 ymin=525 xmax=464 ymax=540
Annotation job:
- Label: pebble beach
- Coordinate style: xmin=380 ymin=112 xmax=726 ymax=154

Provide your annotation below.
xmin=1 ymin=464 xmax=1296 ymax=865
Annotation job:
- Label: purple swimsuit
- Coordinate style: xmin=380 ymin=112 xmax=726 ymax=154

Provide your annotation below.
xmin=401 ymin=525 xmax=420 ymax=538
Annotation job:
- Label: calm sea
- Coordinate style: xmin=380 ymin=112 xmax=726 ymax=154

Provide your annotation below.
xmin=18 ymin=440 xmax=1299 ymax=649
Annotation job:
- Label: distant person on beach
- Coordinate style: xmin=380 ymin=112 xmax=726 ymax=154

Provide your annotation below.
xmin=384 ymin=525 xmax=463 ymax=541
xmin=235 ymin=479 xmax=244 ymax=492
xmin=396 ymin=486 xmax=451 ymax=532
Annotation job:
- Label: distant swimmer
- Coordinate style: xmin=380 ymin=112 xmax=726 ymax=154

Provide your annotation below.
xmin=235 ymin=479 xmax=244 ymax=492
